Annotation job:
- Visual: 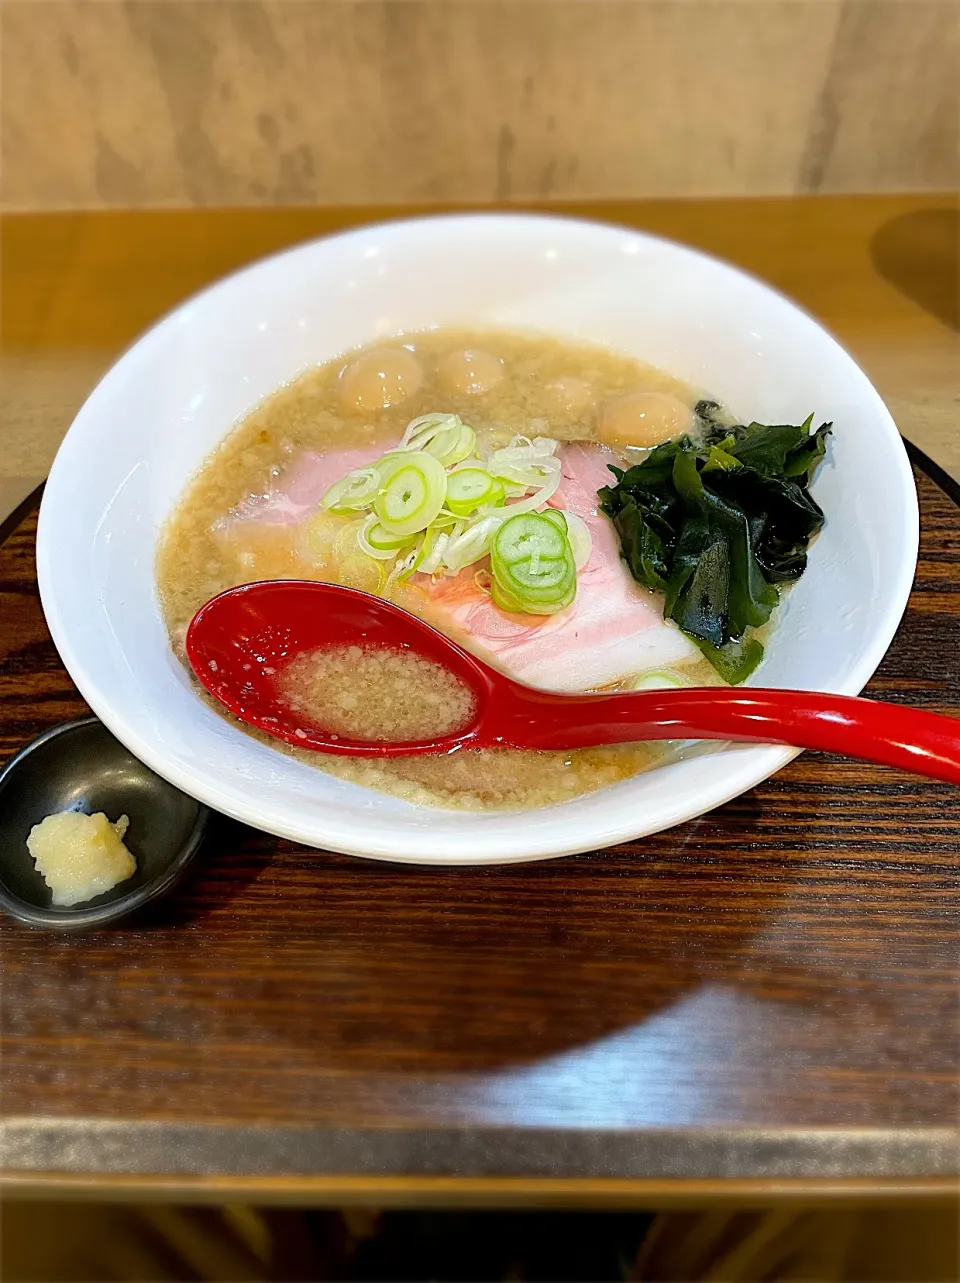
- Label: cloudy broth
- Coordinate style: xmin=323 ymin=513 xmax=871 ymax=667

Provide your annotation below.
xmin=157 ymin=329 xmax=721 ymax=810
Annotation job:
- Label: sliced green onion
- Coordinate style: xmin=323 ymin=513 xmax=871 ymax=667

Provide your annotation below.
xmin=494 ymin=511 xmax=566 ymax=566
xmin=364 ymin=518 xmax=414 ymax=552
xmin=301 ymin=511 xmax=347 ymax=562
xmin=374 ymin=452 xmax=417 ymax=487
xmin=486 ymin=478 xmax=506 ymax=507
xmin=538 ymin=508 xmax=592 ymax=574
xmin=629 ymin=670 xmax=688 ymax=691
xmin=446 ymin=466 xmax=499 ymax=517
xmin=503 ymin=554 xmax=571 ymax=593
xmin=388 ymin=535 xmax=426 ymax=585
xmin=427 ymin=422 xmax=476 ymax=468
xmin=440 ymin=516 xmax=502 ymax=574
xmin=337 ymin=551 xmax=386 ymax=594
xmin=430 ymin=508 xmax=462 ymax=530
xmin=530 ymin=436 xmax=560 ymax=455
xmin=316 ymin=421 xmax=578 ymax=605
xmin=398 ymin=414 xmax=477 ymax=468
xmin=490 ymin=511 xmax=577 ymax=615
xmin=321 ymin=467 xmax=380 ymax=513
xmin=333 ymin=517 xmax=366 ymax=561
xmin=400 ymin=413 xmax=459 ymax=449
xmin=559 ymin=510 xmax=592 ymax=570
xmin=418 ymin=526 xmax=452 ymax=576
xmin=373 ymin=450 xmax=447 ymax=537
xmin=490 ymin=566 xmax=575 ymax=616
xmin=359 ymin=515 xmax=411 ymax=560
xmin=490 ymin=578 xmax=528 ymax=615
xmin=490 ymin=434 xmax=557 ymax=461
xmin=482 ymin=472 xmax=561 ymax=516
xmin=487 ymin=437 xmax=560 ymax=487
xmin=488 ymin=456 xmax=561 ymax=489
xmin=421 ymin=422 xmax=461 ymax=461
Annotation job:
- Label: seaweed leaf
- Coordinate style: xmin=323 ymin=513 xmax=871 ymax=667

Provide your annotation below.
xmin=598 ymin=416 xmax=831 ymax=683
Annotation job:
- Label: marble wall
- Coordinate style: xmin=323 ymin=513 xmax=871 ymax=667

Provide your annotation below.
xmin=2 ymin=0 xmax=957 ymax=210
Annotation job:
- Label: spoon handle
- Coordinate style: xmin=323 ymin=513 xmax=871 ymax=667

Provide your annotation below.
xmin=505 ymin=688 xmax=960 ymax=785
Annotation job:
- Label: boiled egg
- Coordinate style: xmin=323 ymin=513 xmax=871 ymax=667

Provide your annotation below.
xmin=544 ymin=377 xmax=594 ymax=416
xmin=597 ymin=390 xmax=693 ymax=450
xmin=437 ymin=349 xmax=504 ymax=396
xmin=339 ymin=348 xmax=423 ymax=413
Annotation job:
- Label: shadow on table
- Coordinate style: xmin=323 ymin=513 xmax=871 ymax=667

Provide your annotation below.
xmin=0 ymin=786 xmax=811 ymax=1092
xmin=113 ymin=787 xmax=803 ymax=1076
xmin=871 ymin=207 xmax=959 ymax=331
xmin=8 ymin=764 xmax=948 ymax=1126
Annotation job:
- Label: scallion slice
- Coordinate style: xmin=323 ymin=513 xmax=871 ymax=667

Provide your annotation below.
xmin=337 ymin=551 xmax=387 ymax=594
xmin=481 ymin=471 xmax=561 ymax=516
xmin=629 ymin=670 xmax=688 ymax=691
xmin=417 ymin=525 xmax=452 ymax=576
xmin=321 ymin=467 xmax=380 ymax=513
xmin=487 ymin=478 xmax=506 ymax=507
xmin=359 ymin=515 xmax=412 ymax=560
xmin=373 ymin=451 xmax=448 ymax=537
xmin=398 ymin=414 xmax=476 ymax=468
xmin=446 ymin=467 xmax=499 ymax=517
xmin=387 ymin=535 xmax=426 ymax=586
xmin=400 ymin=413 xmax=459 ymax=449
xmin=559 ymin=510 xmax=593 ymax=570
xmin=427 ymin=422 xmax=477 ymax=468
xmin=490 ymin=511 xmax=577 ymax=615
xmin=301 ymin=511 xmax=347 ymax=562
xmin=440 ymin=516 xmax=502 ymax=574
xmin=313 ymin=417 xmax=584 ymax=609
xmin=333 ymin=517 xmax=366 ymax=561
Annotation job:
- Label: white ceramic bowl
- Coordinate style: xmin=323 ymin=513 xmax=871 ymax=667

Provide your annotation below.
xmin=37 ymin=214 xmax=918 ymax=864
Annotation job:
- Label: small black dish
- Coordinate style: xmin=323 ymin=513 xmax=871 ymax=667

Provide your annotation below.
xmin=0 ymin=716 xmax=210 ymax=931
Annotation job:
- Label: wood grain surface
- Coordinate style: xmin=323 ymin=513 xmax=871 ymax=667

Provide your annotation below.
xmin=0 ymin=467 xmax=958 ymax=1189
xmin=2 ymin=1 xmax=957 ymax=210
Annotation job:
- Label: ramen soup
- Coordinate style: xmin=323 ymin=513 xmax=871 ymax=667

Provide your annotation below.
xmin=158 ymin=328 xmax=829 ymax=810
xmin=279 ymin=645 xmax=477 ymax=743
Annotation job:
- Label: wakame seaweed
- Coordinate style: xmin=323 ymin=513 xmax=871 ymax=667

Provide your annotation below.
xmin=597 ymin=406 xmax=831 ymax=684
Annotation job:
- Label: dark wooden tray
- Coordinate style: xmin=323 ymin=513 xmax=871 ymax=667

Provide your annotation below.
xmin=1 ymin=461 xmax=958 ymax=1197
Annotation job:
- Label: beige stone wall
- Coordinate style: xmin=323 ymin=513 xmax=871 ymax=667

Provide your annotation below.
xmin=1 ymin=0 xmax=957 ymax=211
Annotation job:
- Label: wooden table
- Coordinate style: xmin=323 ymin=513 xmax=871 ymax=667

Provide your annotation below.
xmin=2 ymin=466 xmax=959 ymax=1205
xmin=1 ymin=199 xmax=959 ymax=1206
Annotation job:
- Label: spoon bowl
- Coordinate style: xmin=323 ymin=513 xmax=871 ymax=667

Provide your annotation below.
xmin=187 ymin=579 xmax=495 ymax=756
xmin=186 ymin=580 xmax=960 ymax=784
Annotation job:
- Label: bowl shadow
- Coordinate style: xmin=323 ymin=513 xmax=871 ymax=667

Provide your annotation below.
xmin=57 ymin=789 xmax=797 ymax=1075
xmin=870 ymin=208 xmax=959 ymax=331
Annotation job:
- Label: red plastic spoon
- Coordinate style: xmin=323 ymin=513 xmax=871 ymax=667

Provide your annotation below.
xmin=185 ymin=580 xmax=960 ymax=784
